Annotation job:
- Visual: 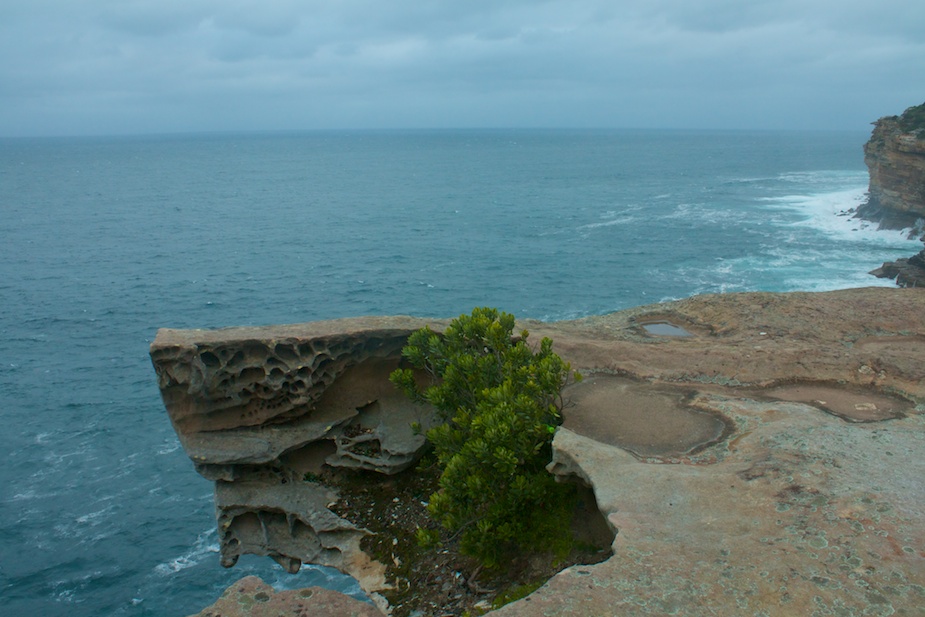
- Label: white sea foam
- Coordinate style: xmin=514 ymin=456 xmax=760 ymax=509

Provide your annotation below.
xmin=578 ymin=217 xmax=640 ymax=230
xmin=762 ymin=187 xmax=922 ymax=248
xmin=9 ymin=489 xmax=38 ymax=502
xmin=265 ymin=565 xmax=366 ymax=597
xmin=154 ymin=530 xmax=220 ymax=575
xmin=156 ymin=437 xmax=180 ymax=455
xmin=576 ymin=205 xmax=644 ymax=231
xmin=660 ymin=202 xmax=749 ymax=225
xmin=776 ymin=170 xmax=869 ymax=186
xmin=75 ymin=504 xmax=116 ymax=526
xmin=692 ymin=238 xmax=905 ymax=296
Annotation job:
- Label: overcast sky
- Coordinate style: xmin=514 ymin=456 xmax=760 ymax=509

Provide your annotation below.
xmin=1 ymin=0 xmax=923 ymax=136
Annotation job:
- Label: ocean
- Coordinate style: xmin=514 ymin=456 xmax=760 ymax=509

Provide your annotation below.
xmin=0 ymin=129 xmax=920 ymax=617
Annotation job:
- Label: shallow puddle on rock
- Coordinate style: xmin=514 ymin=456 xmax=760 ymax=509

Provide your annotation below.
xmin=641 ymin=321 xmax=693 ymax=337
xmin=563 ymin=375 xmax=728 ymax=457
xmin=761 ymin=384 xmax=911 ymax=422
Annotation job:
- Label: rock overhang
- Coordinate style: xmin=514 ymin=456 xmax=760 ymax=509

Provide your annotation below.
xmin=153 ymin=288 xmax=925 ymax=616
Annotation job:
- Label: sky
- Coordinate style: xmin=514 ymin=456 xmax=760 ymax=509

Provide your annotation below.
xmin=1 ymin=0 xmax=923 ymax=137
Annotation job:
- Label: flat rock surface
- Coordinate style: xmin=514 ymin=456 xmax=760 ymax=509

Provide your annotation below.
xmin=497 ymin=287 xmax=925 ymax=617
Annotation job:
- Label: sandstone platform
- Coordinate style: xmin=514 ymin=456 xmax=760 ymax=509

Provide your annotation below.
xmin=152 ymin=288 xmax=925 ymax=616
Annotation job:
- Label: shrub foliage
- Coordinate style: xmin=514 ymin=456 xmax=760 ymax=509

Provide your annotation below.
xmin=389 ymin=307 xmax=579 ymax=567
xmin=898 ymin=102 xmax=925 ymax=132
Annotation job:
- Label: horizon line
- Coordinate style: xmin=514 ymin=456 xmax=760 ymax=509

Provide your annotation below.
xmin=0 ymin=125 xmax=874 ymax=140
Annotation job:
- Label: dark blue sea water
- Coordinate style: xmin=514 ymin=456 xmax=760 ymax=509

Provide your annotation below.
xmin=0 ymin=129 xmax=919 ymax=617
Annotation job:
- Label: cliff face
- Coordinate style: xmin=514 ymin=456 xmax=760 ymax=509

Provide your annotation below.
xmin=861 ymin=102 xmax=925 ymax=287
xmin=150 ymin=317 xmax=446 ymax=613
xmin=860 ymin=102 xmax=925 ymax=228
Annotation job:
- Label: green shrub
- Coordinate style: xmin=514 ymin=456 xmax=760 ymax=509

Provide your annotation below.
xmin=898 ymin=102 xmax=925 ymax=132
xmin=390 ymin=307 xmax=580 ymax=567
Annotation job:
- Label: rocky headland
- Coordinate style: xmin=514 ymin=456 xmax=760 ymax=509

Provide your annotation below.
xmin=151 ymin=287 xmax=925 ymax=616
xmin=860 ymin=102 xmax=925 ymax=287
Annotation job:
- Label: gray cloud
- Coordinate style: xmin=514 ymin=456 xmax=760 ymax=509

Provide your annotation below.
xmin=1 ymin=0 xmax=922 ymax=135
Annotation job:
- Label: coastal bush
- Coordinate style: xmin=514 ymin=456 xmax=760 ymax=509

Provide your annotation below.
xmin=898 ymin=102 xmax=925 ymax=132
xmin=389 ymin=307 xmax=580 ymax=567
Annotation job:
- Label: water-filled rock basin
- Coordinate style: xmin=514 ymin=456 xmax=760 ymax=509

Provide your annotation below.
xmin=640 ymin=320 xmax=693 ymax=337
xmin=760 ymin=383 xmax=912 ymax=422
xmin=562 ymin=375 xmax=728 ymax=457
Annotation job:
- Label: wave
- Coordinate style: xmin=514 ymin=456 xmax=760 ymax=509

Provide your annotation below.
xmin=577 ymin=216 xmax=641 ymax=230
xmin=760 ymin=187 xmax=922 ymax=247
xmin=775 ymin=170 xmax=868 ymax=185
xmin=687 ymin=243 xmax=907 ymax=295
xmin=156 ymin=437 xmax=181 ymax=455
xmin=154 ymin=529 xmax=220 ymax=576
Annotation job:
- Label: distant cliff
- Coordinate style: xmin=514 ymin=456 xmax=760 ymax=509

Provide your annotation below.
xmin=861 ymin=102 xmax=925 ymax=286
xmin=858 ymin=102 xmax=925 ymax=228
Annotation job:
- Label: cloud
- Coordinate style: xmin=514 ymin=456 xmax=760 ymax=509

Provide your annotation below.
xmin=0 ymin=0 xmax=922 ymax=135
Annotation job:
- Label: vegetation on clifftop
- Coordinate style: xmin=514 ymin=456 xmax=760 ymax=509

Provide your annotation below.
xmin=897 ymin=102 xmax=925 ymax=132
xmin=390 ymin=307 xmax=580 ymax=568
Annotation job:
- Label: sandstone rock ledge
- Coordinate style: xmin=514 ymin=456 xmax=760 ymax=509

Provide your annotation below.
xmin=151 ymin=288 xmax=925 ymax=617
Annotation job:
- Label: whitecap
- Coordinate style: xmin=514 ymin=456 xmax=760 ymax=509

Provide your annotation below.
xmin=156 ymin=438 xmax=180 ymax=455
xmin=578 ymin=217 xmax=639 ymax=230
xmin=776 ymin=170 xmax=868 ymax=186
xmin=154 ymin=530 xmax=220 ymax=576
xmin=766 ymin=187 xmax=921 ymax=247
xmin=76 ymin=504 xmax=115 ymax=526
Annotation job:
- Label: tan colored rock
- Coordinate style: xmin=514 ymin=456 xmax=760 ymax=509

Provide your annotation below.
xmin=150 ymin=317 xmax=442 ymax=601
xmin=861 ymin=105 xmax=925 ymax=229
xmin=511 ymin=395 xmax=925 ymax=616
xmin=152 ymin=288 xmax=925 ymax=616
xmin=187 ymin=575 xmax=383 ymax=617
xmin=861 ymin=103 xmax=925 ymax=287
xmin=529 ymin=287 xmax=925 ymax=397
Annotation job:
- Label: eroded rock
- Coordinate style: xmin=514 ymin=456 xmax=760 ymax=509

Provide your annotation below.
xmin=153 ymin=289 xmax=925 ymax=616
xmin=150 ymin=318 xmax=443 ymax=601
